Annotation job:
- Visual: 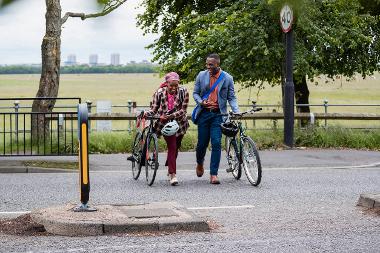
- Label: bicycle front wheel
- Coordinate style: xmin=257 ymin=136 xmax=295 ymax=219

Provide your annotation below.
xmin=241 ymin=137 xmax=262 ymax=186
xmin=131 ymin=131 xmax=143 ymax=180
xmin=225 ymin=136 xmax=242 ymax=179
xmin=145 ymin=133 xmax=159 ymax=186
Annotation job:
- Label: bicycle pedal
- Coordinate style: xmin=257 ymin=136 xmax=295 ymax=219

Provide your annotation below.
xmin=226 ymin=168 xmax=233 ymax=173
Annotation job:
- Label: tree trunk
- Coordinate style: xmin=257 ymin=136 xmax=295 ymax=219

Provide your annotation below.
xmin=294 ymin=75 xmax=310 ymax=127
xmin=32 ymin=0 xmax=61 ymax=140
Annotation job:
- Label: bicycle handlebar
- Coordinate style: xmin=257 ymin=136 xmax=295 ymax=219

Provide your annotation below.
xmin=220 ymin=107 xmax=262 ymax=117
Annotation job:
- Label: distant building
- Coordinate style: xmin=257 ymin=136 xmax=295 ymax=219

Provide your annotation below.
xmin=110 ymin=53 xmax=120 ymax=66
xmin=141 ymin=60 xmax=151 ymax=64
xmin=89 ymin=54 xmax=98 ymax=66
xmin=64 ymin=54 xmax=77 ymax=66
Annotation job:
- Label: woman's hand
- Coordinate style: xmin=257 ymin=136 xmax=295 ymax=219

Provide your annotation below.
xmin=166 ymin=113 xmax=175 ymax=120
xmin=160 ymin=115 xmax=168 ymax=122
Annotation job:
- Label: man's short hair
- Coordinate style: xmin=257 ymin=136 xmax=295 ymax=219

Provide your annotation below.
xmin=207 ymin=53 xmax=220 ymax=64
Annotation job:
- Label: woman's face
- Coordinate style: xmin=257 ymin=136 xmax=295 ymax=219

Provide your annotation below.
xmin=167 ymin=80 xmax=179 ymax=94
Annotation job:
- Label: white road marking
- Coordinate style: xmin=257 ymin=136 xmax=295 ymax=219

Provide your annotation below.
xmin=90 ymin=163 xmax=380 ymax=174
xmin=0 ymin=211 xmax=30 ymax=215
xmin=188 ymin=204 xmax=255 ymax=210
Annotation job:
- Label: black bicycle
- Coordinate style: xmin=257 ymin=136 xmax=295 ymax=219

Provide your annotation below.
xmin=130 ymin=111 xmax=160 ymax=186
xmin=222 ymin=105 xmax=263 ymax=186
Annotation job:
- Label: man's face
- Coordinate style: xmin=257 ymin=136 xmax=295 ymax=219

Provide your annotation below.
xmin=167 ymin=80 xmax=179 ymax=94
xmin=206 ymin=58 xmax=219 ymax=75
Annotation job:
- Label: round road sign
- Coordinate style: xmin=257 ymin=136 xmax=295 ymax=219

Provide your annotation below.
xmin=280 ymin=5 xmax=293 ymax=33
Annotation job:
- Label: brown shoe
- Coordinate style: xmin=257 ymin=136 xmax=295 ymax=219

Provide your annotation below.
xmin=196 ymin=164 xmax=204 ymax=177
xmin=210 ymin=175 xmax=220 ymax=184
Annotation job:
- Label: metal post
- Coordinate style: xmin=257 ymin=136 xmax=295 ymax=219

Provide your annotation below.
xmin=132 ymin=101 xmax=137 ymax=129
xmin=324 ymin=99 xmax=328 ymax=128
xmin=252 ymin=100 xmax=256 ymax=128
xmin=272 ymin=109 xmax=278 ymax=130
xmin=14 ymin=101 xmax=19 ymax=150
xmin=73 ymin=103 xmax=96 ymax=212
xmin=86 ymin=100 xmax=92 ymax=132
xmin=127 ymin=100 xmax=132 ymax=133
xmin=284 ymin=29 xmax=294 ymax=148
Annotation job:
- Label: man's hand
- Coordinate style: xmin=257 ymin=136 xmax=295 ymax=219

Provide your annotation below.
xmin=201 ymin=100 xmax=210 ymax=107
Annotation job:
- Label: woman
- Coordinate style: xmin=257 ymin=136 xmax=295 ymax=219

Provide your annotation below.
xmin=145 ymin=72 xmax=189 ymax=186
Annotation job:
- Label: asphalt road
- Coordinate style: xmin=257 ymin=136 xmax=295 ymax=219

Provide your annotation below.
xmin=0 ymin=149 xmax=379 ymax=252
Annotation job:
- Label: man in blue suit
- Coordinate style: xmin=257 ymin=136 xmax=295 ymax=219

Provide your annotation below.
xmin=193 ymin=53 xmax=239 ymax=184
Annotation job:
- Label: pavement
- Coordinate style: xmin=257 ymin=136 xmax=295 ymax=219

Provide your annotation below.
xmin=1 ymin=149 xmax=379 ymax=236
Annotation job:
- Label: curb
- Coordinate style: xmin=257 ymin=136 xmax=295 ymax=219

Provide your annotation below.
xmin=357 ymin=193 xmax=380 ymax=209
xmin=30 ymin=202 xmax=209 ymax=236
xmin=0 ymin=166 xmax=75 ymax=173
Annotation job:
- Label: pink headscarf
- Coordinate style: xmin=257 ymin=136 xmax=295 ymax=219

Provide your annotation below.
xmin=159 ymin=72 xmax=180 ymax=88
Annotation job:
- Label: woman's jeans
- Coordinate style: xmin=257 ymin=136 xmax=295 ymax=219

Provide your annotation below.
xmin=163 ymin=134 xmax=184 ymax=174
xmin=196 ymin=110 xmax=223 ymax=176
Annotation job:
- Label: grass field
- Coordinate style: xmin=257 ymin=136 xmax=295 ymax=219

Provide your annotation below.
xmin=0 ymin=72 xmax=379 ymax=128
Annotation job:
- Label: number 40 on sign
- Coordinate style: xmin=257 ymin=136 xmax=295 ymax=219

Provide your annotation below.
xmin=280 ymin=4 xmax=293 ymax=33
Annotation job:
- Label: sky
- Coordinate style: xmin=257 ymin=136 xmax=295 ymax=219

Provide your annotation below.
xmin=0 ymin=0 xmax=156 ymax=65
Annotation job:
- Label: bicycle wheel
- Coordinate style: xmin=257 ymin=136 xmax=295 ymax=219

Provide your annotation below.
xmin=225 ymin=136 xmax=242 ymax=180
xmin=145 ymin=133 xmax=159 ymax=186
xmin=241 ymin=137 xmax=262 ymax=186
xmin=131 ymin=131 xmax=143 ymax=180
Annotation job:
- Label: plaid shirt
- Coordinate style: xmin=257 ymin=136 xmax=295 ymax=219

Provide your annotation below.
xmin=145 ymin=86 xmax=190 ymax=137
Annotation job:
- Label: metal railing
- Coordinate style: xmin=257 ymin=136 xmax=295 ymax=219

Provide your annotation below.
xmin=0 ymin=111 xmax=78 ymax=156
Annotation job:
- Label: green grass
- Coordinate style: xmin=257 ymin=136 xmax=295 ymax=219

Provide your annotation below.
xmin=89 ymin=128 xmax=380 ymax=153
xmin=3 ymin=127 xmax=379 ymax=154
xmin=0 ymin=73 xmax=379 ymax=112
xmin=2 ymin=72 xmax=379 ymax=129
xmin=1 ymin=73 xmax=379 ymax=152
xmin=22 ymin=160 xmax=78 ymax=170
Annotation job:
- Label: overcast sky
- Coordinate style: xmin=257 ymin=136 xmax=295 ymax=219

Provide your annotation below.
xmin=0 ymin=0 xmax=156 ymax=65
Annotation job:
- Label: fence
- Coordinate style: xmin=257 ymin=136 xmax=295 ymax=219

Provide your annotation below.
xmin=0 ymin=98 xmax=379 ymax=156
xmin=0 ymin=111 xmax=78 ymax=156
xmin=0 ymin=98 xmax=81 ymax=156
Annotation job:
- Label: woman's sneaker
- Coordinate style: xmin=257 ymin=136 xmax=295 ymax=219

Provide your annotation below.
xmin=169 ymin=174 xmax=179 ymax=186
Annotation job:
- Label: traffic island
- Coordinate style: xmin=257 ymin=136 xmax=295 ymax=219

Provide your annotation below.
xmin=30 ymin=202 xmax=209 ymax=236
xmin=357 ymin=193 xmax=380 ymax=209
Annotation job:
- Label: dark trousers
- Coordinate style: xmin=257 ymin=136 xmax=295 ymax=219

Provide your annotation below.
xmin=196 ymin=110 xmax=223 ymax=175
xmin=164 ymin=134 xmax=184 ymax=174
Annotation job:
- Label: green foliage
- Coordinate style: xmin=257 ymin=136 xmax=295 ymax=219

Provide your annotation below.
xmin=295 ymin=126 xmax=380 ymax=150
xmin=0 ymin=0 xmax=17 ymax=8
xmin=0 ymin=64 xmax=159 ymax=74
xmin=359 ymin=0 xmax=380 ymax=15
xmin=138 ymin=0 xmax=380 ymax=87
xmin=88 ymin=128 xmax=380 ymax=153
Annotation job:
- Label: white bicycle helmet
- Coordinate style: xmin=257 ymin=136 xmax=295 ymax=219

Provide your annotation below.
xmin=162 ymin=120 xmax=179 ymax=136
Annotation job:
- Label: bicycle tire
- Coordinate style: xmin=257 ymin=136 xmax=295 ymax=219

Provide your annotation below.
xmin=241 ymin=136 xmax=262 ymax=186
xmin=145 ymin=133 xmax=159 ymax=186
xmin=131 ymin=131 xmax=143 ymax=180
xmin=225 ymin=136 xmax=242 ymax=180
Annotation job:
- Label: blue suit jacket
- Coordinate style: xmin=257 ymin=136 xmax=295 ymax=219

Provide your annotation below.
xmin=193 ymin=70 xmax=239 ymax=114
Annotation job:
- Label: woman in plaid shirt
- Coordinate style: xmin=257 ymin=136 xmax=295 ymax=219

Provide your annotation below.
xmin=144 ymin=72 xmax=190 ymax=185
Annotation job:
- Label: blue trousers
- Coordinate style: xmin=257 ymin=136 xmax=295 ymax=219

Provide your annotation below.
xmin=196 ymin=110 xmax=223 ymax=176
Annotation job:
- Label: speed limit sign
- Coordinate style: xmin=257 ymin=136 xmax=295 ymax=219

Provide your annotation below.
xmin=280 ymin=5 xmax=293 ymax=33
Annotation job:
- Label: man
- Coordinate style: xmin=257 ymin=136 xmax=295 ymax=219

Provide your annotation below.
xmin=193 ymin=53 xmax=239 ymax=184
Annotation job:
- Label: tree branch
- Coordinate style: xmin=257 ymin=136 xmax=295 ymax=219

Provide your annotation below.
xmin=61 ymin=0 xmax=127 ymax=24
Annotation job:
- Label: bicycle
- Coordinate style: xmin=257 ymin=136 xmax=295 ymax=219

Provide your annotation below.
xmin=129 ymin=111 xmax=160 ymax=186
xmin=222 ymin=105 xmax=263 ymax=186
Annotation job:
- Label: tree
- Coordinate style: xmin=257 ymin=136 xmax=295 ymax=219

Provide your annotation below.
xmin=0 ymin=0 xmax=17 ymax=8
xmin=31 ymin=0 xmax=127 ymax=139
xmin=138 ymin=0 xmax=379 ymax=122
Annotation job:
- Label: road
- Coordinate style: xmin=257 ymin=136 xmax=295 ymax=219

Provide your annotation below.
xmin=0 ymin=150 xmax=379 ymax=252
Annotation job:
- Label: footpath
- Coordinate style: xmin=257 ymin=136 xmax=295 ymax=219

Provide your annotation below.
xmin=1 ymin=149 xmax=379 ymax=236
